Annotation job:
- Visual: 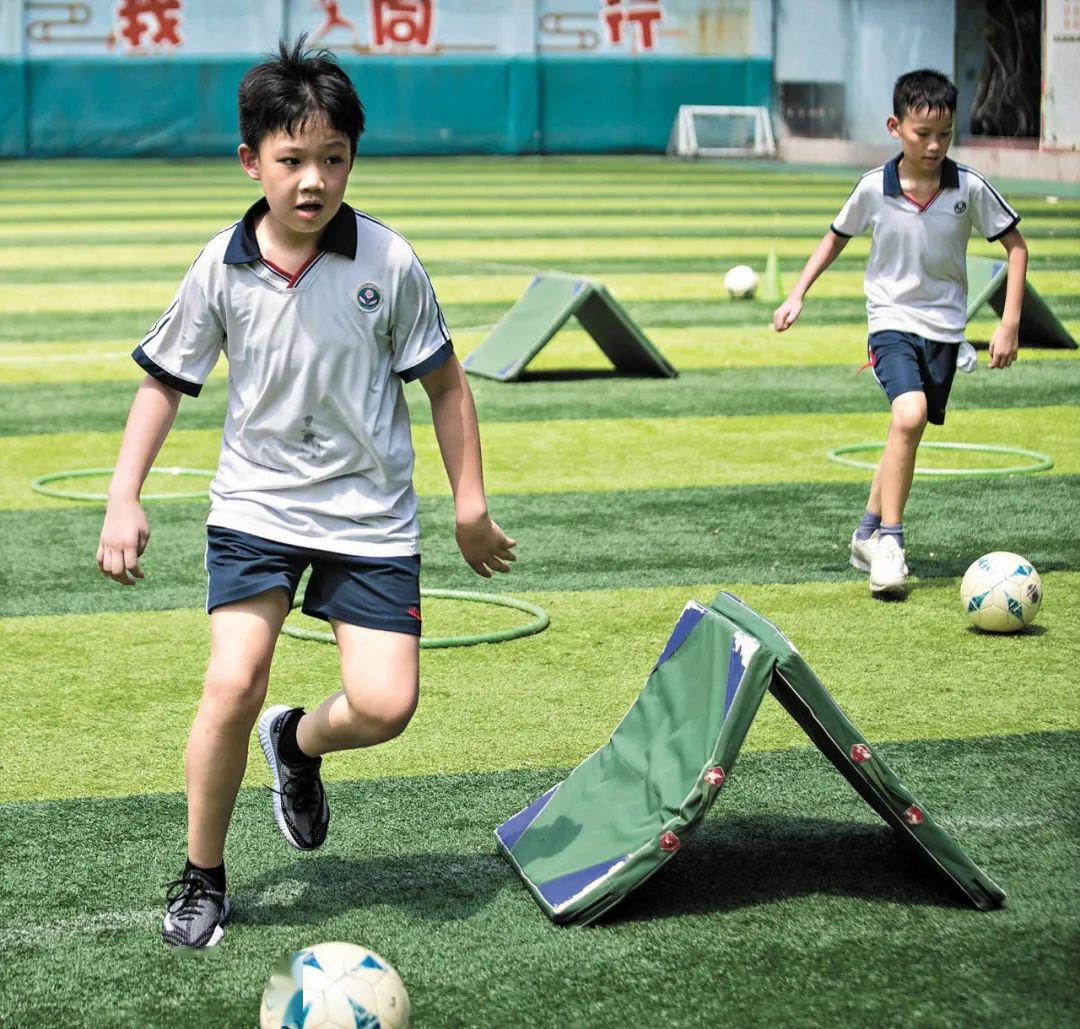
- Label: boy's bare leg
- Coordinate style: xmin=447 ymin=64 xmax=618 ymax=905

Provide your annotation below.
xmin=297 ymin=624 xmax=419 ymax=756
xmin=878 ymin=390 xmax=927 ymax=525
xmin=186 ymin=589 xmax=290 ymax=867
xmin=865 ymin=460 xmax=884 ymax=518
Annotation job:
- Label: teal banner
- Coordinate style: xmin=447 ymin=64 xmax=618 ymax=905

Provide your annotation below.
xmin=0 ymin=60 xmax=28 ymax=157
xmin=3 ymin=55 xmax=772 ymax=158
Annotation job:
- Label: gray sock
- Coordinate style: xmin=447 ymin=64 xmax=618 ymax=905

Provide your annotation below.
xmin=854 ymin=509 xmax=881 ymax=542
xmin=879 ymin=523 xmax=904 ymax=550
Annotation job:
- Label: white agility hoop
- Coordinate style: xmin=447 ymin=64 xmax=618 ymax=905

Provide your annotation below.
xmin=826 ymin=442 xmax=1053 ymax=477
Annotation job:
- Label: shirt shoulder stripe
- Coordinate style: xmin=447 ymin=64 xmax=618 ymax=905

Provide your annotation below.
xmin=956 ymin=164 xmax=1018 ymax=217
xmin=834 ymin=165 xmax=884 ymax=215
xmin=354 ymin=210 xmax=451 ymax=344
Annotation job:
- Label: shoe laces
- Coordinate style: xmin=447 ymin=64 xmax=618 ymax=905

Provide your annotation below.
xmin=165 ymin=874 xmax=220 ymax=925
xmin=272 ymin=760 xmax=323 ymax=815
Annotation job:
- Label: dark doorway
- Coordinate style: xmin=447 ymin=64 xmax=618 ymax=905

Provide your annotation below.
xmin=956 ymin=0 xmax=1042 ymax=140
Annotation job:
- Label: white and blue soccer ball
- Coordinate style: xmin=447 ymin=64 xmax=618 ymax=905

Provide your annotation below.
xmin=260 ymin=942 xmax=410 ymax=1029
xmin=724 ymin=264 xmax=759 ymax=299
xmin=961 ymin=552 xmax=1042 ymax=633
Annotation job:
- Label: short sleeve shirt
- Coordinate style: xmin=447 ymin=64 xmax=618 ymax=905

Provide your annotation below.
xmin=831 ymin=155 xmax=1019 ymax=342
xmin=133 ymin=200 xmax=453 ymax=556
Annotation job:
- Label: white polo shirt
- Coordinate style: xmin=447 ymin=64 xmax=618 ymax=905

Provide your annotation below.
xmin=133 ymin=199 xmax=453 ymax=557
xmin=831 ymin=155 xmax=1019 ymax=342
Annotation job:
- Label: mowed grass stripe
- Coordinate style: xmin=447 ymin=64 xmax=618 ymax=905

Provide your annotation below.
xmin=6 ymin=361 xmax=1080 ymax=437
xmin=2 ymin=160 xmax=1052 ymax=193
xmin=0 ymin=156 xmax=898 ymax=188
xmin=8 ymin=300 xmax=894 ymax=344
xmin=7 ymin=152 xmax=1077 ymax=192
xmin=7 ymin=224 xmax=1079 ymax=246
xmin=0 ymin=198 xmax=944 ymax=222
xmin=2 ymin=327 xmax=1076 ymax=384
xmin=2 ymin=733 xmax=1076 ymax=1028
xmin=5 ymin=477 xmax=1077 ymax=618
xmin=0 ymin=183 xmax=872 ymax=203
xmin=3 ymin=270 xmax=1078 ymax=316
xmin=8 ymin=197 xmax=1071 ymax=221
xmin=2 ymin=405 xmax=1076 ymax=512
xmin=7 ymin=296 xmax=1080 ymax=343
xmin=3 ymin=575 xmax=1077 ymax=803
xmin=1 ymin=174 xmax=1072 ymax=202
xmin=3 ymin=214 xmax=1077 ymax=245
xmin=3 ymin=234 xmax=1078 ymax=275
xmin=7 ymin=195 xmax=1073 ymax=220
xmin=8 ymin=202 xmax=1076 ymax=226
xmin=10 ymin=251 xmax=1080 ymax=284
xmin=520 ymin=322 xmax=1080 ymax=369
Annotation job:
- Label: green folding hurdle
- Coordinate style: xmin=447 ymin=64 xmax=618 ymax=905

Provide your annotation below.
xmin=496 ymin=592 xmax=1005 ymax=925
xmin=966 ymin=255 xmax=1076 ymax=348
xmin=462 ymin=272 xmax=677 ymax=381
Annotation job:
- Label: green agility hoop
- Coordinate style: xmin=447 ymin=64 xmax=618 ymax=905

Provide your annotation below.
xmin=30 ymin=466 xmax=215 ymax=501
xmin=282 ymin=588 xmax=550 ymax=649
xmin=826 ymin=442 xmax=1053 ymax=477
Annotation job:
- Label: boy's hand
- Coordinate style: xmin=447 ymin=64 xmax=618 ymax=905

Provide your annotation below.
xmin=988 ymin=324 xmax=1019 ymax=369
xmin=772 ymin=296 xmax=803 ymax=332
xmin=97 ymin=499 xmax=149 ymax=585
xmin=456 ymin=511 xmax=517 ymax=578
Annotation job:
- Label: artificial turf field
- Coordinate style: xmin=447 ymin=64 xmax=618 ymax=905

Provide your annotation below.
xmin=1 ymin=156 xmax=1078 ymax=1028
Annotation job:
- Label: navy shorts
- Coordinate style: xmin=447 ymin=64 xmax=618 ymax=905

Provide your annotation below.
xmin=205 ymin=526 xmax=422 ymax=636
xmin=868 ymin=330 xmax=958 ymax=426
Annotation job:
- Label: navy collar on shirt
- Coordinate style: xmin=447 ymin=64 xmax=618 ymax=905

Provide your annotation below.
xmin=223 ymin=197 xmax=357 ymax=264
xmin=882 ymin=153 xmax=960 ymax=196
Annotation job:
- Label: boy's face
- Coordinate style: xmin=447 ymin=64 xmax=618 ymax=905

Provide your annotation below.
xmin=887 ymin=106 xmax=954 ymax=171
xmin=238 ymin=119 xmax=352 ymax=240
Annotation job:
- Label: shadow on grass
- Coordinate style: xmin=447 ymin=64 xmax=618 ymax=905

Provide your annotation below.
xmin=597 ymin=814 xmax=967 ymax=926
xmin=965 ymin=623 xmax=1047 ymax=637
xmin=516 ymin=368 xmax=657 ymax=382
xmin=233 ymin=813 xmax=966 ymax=932
xmin=234 ymin=850 xmax=506 ymax=929
xmin=912 ymin=556 xmax=1072 ymax=579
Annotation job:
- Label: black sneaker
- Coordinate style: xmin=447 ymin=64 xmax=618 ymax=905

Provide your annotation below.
xmin=258 ymin=705 xmax=329 ymax=850
xmin=161 ymin=867 xmax=230 ymax=948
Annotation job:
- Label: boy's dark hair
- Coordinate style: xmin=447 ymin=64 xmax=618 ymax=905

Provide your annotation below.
xmin=893 ymin=69 xmax=958 ymax=120
xmin=238 ymin=35 xmax=365 ymax=157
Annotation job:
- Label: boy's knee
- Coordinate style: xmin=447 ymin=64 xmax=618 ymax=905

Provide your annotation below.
xmin=891 ymin=394 xmax=928 ymax=436
xmin=202 ymin=661 xmax=269 ymax=723
xmin=342 ymin=676 xmax=418 ymax=743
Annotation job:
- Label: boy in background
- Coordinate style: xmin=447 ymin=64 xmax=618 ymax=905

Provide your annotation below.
xmin=97 ymin=38 xmax=515 ymax=948
xmin=773 ymin=69 xmax=1027 ymax=598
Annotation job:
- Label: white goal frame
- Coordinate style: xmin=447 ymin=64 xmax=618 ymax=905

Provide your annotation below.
xmin=666 ymin=105 xmax=777 ymax=158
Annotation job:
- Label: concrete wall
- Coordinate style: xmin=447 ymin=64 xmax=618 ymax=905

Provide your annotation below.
xmin=779 ymin=135 xmax=1080 ymax=183
xmin=775 ymin=0 xmax=956 ymax=145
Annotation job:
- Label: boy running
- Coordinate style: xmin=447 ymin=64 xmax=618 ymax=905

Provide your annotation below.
xmin=773 ymin=69 xmax=1028 ymax=598
xmin=96 ymin=38 xmax=516 ymax=948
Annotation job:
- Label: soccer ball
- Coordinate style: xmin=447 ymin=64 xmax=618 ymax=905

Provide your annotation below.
xmin=960 ymin=552 xmax=1042 ymax=633
xmin=260 ymin=942 xmax=410 ymax=1029
xmin=724 ymin=264 xmax=759 ymax=299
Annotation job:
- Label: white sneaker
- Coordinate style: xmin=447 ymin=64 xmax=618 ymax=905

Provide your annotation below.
xmin=849 ymin=529 xmax=878 ymax=572
xmin=869 ymin=535 xmax=908 ymax=598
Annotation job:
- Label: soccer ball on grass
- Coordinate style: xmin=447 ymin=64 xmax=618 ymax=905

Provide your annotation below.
xmin=960 ymin=552 xmax=1042 ymax=633
xmin=260 ymin=942 xmax=410 ymax=1029
xmin=724 ymin=264 xmax=759 ymax=299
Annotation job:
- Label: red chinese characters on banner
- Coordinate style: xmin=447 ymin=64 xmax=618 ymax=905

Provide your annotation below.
xmin=115 ymin=0 xmax=182 ymax=50
xmin=370 ymin=0 xmax=433 ymax=49
xmin=600 ymin=0 xmax=663 ymax=51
